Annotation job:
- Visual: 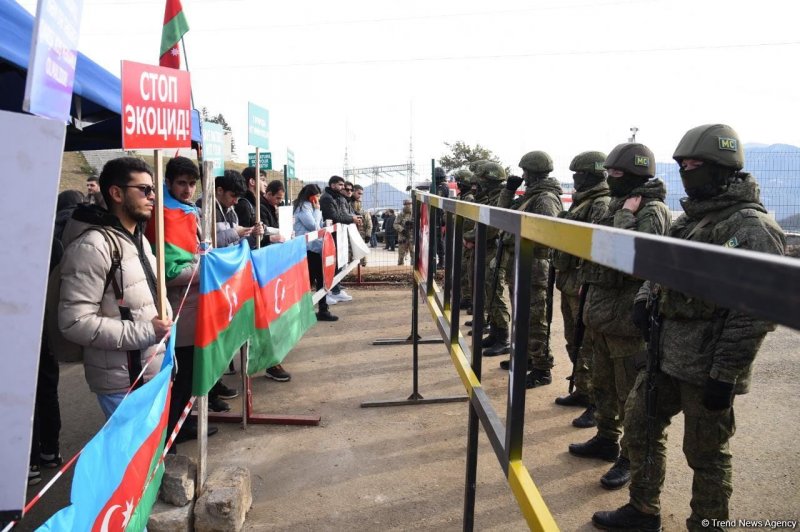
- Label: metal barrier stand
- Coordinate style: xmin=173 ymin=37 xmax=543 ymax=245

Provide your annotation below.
xmin=361 ymin=195 xmax=467 ymax=408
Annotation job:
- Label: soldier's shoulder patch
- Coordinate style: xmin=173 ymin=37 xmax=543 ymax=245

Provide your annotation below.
xmin=594 ymin=162 xmax=605 ymax=172
xmin=718 ymin=137 xmax=738 ymax=152
xmin=723 ymin=236 xmax=739 ymax=248
xmin=634 ymin=155 xmax=650 ymax=167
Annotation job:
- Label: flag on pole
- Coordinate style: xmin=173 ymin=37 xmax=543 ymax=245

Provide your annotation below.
xmin=39 ymin=334 xmax=175 ymax=532
xmin=159 ymin=0 xmax=189 ymax=68
xmin=193 ymin=241 xmax=255 ymax=395
xmin=249 ymin=237 xmax=316 ymax=374
xmin=145 ymin=185 xmax=199 ymax=282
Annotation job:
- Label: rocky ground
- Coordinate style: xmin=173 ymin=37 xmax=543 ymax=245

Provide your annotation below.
xmin=17 ymin=287 xmax=800 ymax=531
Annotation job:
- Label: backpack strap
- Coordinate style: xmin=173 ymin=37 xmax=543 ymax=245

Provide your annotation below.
xmin=82 ymin=227 xmax=143 ymax=389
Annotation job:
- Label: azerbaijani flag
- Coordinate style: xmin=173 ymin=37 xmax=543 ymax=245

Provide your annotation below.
xmin=145 ymin=185 xmax=198 ymax=282
xmin=159 ymin=0 xmax=189 ymax=69
xmin=248 ymin=237 xmax=316 ymax=374
xmin=193 ymin=241 xmax=255 ymax=395
xmin=40 ymin=333 xmax=175 ymax=532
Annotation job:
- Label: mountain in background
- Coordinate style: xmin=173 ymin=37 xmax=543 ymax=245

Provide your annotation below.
xmin=656 ymin=143 xmax=800 ymax=231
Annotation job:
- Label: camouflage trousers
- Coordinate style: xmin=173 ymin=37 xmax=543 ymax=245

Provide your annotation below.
xmin=560 ymin=292 xmax=593 ymax=398
xmin=485 ymin=244 xmax=510 ymax=332
xmin=397 ymin=240 xmax=413 ymax=265
xmin=503 ymin=252 xmax=552 ymax=370
xmin=460 ymin=247 xmax=473 ymax=303
xmin=590 ymin=330 xmax=642 ymax=444
xmin=625 ymin=371 xmax=735 ymax=531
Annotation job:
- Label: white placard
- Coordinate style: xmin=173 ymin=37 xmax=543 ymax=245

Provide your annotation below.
xmin=277 ymin=205 xmax=293 ymax=241
xmin=0 ymin=110 xmax=65 ymax=518
xmin=336 ymin=224 xmax=350 ymax=268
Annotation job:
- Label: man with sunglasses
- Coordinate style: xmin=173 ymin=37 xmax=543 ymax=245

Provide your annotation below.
xmin=58 ymin=157 xmax=173 ymax=419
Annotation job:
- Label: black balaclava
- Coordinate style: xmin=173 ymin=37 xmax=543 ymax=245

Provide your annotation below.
xmin=679 ymin=162 xmax=734 ymax=200
xmin=607 ymin=173 xmax=647 ymax=197
xmin=573 ymin=172 xmax=604 ymax=192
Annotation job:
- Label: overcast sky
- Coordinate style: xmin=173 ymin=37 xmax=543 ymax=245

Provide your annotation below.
xmin=17 ymin=0 xmax=800 ymax=181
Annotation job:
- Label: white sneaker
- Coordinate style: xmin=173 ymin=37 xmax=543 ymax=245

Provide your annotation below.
xmin=335 ymin=290 xmax=353 ymax=301
xmin=325 ymin=295 xmax=339 ymax=305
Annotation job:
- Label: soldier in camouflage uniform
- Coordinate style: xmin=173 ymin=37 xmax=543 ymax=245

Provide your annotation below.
xmin=463 ymin=163 xmax=507 ymax=338
xmin=455 ymin=169 xmax=476 ymax=310
xmin=352 ymin=184 xmax=372 ymax=266
xmin=491 ymin=152 xmax=563 ymax=391
xmin=594 ymin=125 xmax=786 ymax=532
xmin=394 ymin=199 xmax=414 ymax=266
xmin=553 ymin=151 xmax=610 ymax=428
xmin=569 ymin=143 xmax=671 ymax=491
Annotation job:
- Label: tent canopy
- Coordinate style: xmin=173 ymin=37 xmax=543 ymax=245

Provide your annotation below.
xmin=0 ymin=0 xmax=201 ymax=151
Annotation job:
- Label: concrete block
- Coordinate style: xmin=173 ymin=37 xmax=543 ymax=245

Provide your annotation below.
xmin=159 ymin=454 xmax=197 ymax=507
xmin=148 ymin=500 xmax=194 ymax=532
xmin=194 ymin=467 xmax=252 ymax=532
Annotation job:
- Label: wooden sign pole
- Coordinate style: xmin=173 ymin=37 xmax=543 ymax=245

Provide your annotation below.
xmin=153 ymin=150 xmax=167 ymax=319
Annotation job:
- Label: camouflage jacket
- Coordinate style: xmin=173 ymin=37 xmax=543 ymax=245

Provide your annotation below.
xmin=553 ymin=182 xmax=611 ymax=296
xmin=463 ymin=184 xmax=504 ymax=242
xmin=460 ymin=191 xmax=475 ymax=203
xmin=582 ymin=178 xmax=671 ymax=339
xmin=493 ymin=177 xmax=563 ymax=285
xmin=394 ymin=208 xmax=415 ymax=243
xmin=352 ymin=199 xmax=372 ymax=238
xmin=640 ymin=174 xmax=785 ymax=393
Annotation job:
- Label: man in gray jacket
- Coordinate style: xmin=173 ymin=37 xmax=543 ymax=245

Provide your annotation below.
xmin=59 ymin=157 xmax=173 ymax=419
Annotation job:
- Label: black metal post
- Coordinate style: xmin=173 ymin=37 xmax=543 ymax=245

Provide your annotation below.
xmin=443 ymin=209 xmax=454 ymax=314
xmin=463 ymin=223 xmax=487 ymax=530
xmin=426 ymin=203 xmax=436 ymax=296
xmin=410 ymin=194 xmax=422 ymax=400
xmin=449 ymin=213 xmax=463 ymax=343
xmin=505 ymin=235 xmax=533 ymax=464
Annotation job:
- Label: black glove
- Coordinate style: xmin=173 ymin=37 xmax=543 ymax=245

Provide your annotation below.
xmin=631 ymin=300 xmax=650 ymax=342
xmin=703 ymin=378 xmax=735 ymax=411
xmin=505 ymin=175 xmax=524 ymax=191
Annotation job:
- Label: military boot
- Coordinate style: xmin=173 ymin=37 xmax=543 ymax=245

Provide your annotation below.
xmin=555 ymin=392 xmax=591 ymax=407
xmin=483 ymin=328 xmax=510 ymax=356
xmin=592 ymin=503 xmax=661 ymax=531
xmin=600 ymin=455 xmax=631 ymax=490
xmin=572 ymin=405 xmax=597 ymax=428
xmin=481 ymin=326 xmax=499 ymax=348
xmin=568 ymin=434 xmax=619 ymax=461
xmin=499 ymin=358 xmax=533 ymax=371
xmin=525 ymin=369 xmax=552 ymax=388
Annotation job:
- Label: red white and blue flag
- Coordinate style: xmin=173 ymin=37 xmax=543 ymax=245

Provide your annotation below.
xmin=39 ymin=334 xmax=175 ymax=531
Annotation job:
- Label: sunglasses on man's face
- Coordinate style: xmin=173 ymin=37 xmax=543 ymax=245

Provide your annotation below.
xmin=121 ymin=184 xmax=156 ymax=196
xmin=345 ymin=188 xmax=353 ymax=192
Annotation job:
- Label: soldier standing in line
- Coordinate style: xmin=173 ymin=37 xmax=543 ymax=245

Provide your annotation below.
xmin=395 ymin=199 xmax=415 ymax=266
xmin=593 ymin=125 xmax=785 ymax=532
xmin=568 ymin=143 xmax=671 ymax=491
xmin=454 ymin=169 xmax=476 ymax=311
xmin=463 ymin=162 xmax=507 ymax=337
xmin=352 ymin=184 xmax=372 ymax=266
xmin=462 ymin=161 xmax=488 ymax=318
xmin=490 ymin=152 xmax=563 ymax=391
xmin=552 ymin=151 xmax=611 ymax=428
xmin=433 ymin=167 xmax=449 ymax=269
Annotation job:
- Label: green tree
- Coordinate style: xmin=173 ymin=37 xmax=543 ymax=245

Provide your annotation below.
xmin=439 ymin=141 xmax=502 ymax=173
xmin=201 ymin=107 xmax=236 ymax=156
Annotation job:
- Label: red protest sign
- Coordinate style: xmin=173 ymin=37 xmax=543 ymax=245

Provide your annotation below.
xmin=121 ymin=60 xmax=191 ymax=149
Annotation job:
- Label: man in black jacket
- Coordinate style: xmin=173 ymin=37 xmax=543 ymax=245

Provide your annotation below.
xmin=235 ymin=167 xmax=285 ymax=248
xmin=320 ymin=175 xmax=362 ymax=302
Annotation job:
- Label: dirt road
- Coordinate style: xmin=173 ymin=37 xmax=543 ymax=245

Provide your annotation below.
xmin=18 ymin=287 xmax=800 ymax=531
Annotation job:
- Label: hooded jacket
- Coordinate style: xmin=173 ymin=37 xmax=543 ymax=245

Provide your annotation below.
xmin=640 ymin=174 xmax=785 ymax=393
xmin=320 ymin=187 xmax=356 ymax=225
xmin=553 ymin=181 xmax=611 ymax=296
xmin=59 ymin=205 xmax=171 ymax=394
xmin=582 ymin=178 xmax=671 ymax=339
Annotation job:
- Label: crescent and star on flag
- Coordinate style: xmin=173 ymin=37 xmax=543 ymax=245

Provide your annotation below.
xmin=99 ymin=498 xmax=134 ymax=531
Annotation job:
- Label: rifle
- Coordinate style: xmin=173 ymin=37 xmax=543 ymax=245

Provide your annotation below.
xmin=643 ymin=287 xmax=663 ymax=481
xmin=567 ymin=283 xmax=589 ymax=394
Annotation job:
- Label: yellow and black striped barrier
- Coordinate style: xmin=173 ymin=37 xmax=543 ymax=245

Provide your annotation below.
xmin=412 ymin=190 xmax=800 ymax=532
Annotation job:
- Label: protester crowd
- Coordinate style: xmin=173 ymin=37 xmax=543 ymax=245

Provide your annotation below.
xmin=30 ymin=123 xmax=786 ymax=532
xmin=31 ymin=158 xmax=367 ymax=488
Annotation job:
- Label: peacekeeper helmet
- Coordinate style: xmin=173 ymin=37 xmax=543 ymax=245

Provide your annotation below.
xmin=468 ymin=159 xmax=488 ymax=174
xmin=518 ymin=151 xmax=554 ymax=174
xmin=454 ymin=168 xmax=473 ymax=183
xmin=672 ymin=124 xmax=744 ymax=170
xmin=569 ymin=151 xmax=607 ymax=177
xmin=604 ymin=143 xmax=656 ymax=178
xmin=476 ymin=162 xmax=506 ymax=182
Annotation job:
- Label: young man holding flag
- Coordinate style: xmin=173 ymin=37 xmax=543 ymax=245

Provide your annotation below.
xmin=58 ymin=158 xmax=173 ymax=419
